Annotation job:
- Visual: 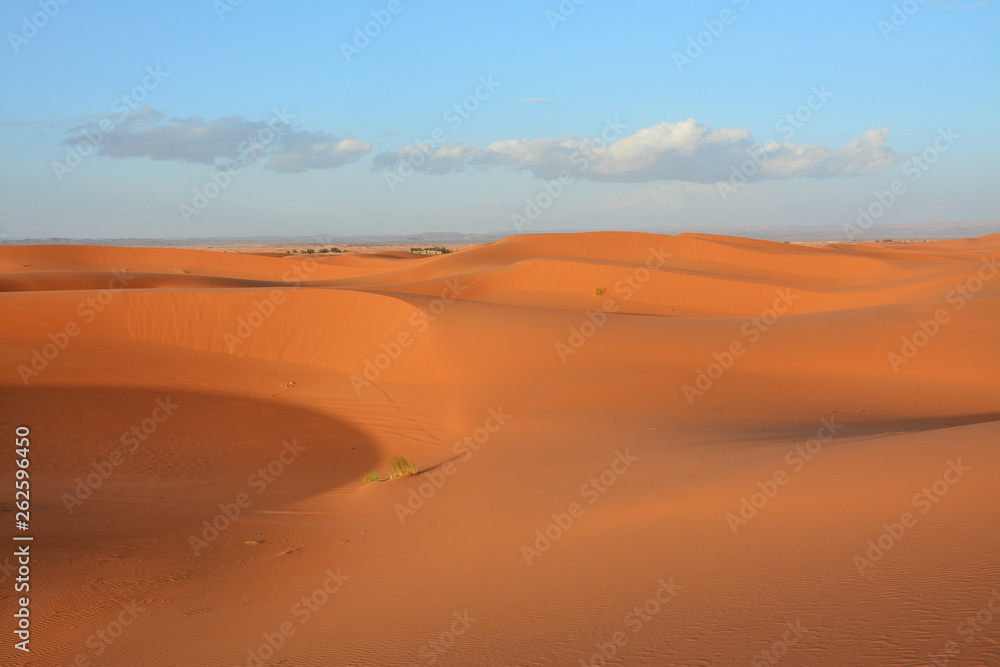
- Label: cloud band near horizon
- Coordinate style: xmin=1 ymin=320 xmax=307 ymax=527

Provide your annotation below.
xmin=55 ymin=110 xmax=900 ymax=184
xmin=372 ymin=119 xmax=901 ymax=184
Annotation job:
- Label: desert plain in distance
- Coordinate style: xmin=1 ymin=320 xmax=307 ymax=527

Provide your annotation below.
xmin=1 ymin=231 xmax=999 ymax=666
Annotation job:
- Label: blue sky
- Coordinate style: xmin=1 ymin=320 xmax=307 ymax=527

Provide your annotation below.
xmin=1 ymin=0 xmax=997 ymax=239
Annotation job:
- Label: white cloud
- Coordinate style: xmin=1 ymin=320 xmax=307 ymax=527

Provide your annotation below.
xmin=62 ymin=108 xmax=371 ymax=173
xmin=373 ymin=119 xmax=901 ymax=184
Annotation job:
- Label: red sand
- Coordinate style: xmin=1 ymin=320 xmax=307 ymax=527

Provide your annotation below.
xmin=1 ymin=232 xmax=998 ymax=665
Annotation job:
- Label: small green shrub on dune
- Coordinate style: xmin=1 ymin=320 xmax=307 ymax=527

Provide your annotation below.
xmin=362 ymin=456 xmax=418 ymax=484
xmin=386 ymin=456 xmax=418 ymax=479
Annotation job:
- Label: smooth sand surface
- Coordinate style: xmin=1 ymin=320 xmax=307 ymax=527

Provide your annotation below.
xmin=1 ymin=232 xmax=998 ymax=666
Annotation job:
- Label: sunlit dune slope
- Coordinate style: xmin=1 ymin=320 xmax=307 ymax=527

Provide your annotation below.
xmin=0 ymin=232 xmax=997 ymax=666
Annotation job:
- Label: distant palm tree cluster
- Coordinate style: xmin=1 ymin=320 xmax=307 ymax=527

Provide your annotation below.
xmin=289 ymin=247 xmax=343 ymax=254
xmin=410 ymin=246 xmax=452 ymax=255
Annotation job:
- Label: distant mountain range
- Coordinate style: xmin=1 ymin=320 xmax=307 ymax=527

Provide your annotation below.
xmin=2 ymin=221 xmax=997 ymax=246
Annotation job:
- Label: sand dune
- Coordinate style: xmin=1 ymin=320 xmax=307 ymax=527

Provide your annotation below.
xmin=1 ymin=232 xmax=998 ymax=666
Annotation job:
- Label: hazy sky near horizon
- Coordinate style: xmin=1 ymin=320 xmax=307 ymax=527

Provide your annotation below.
xmin=1 ymin=0 xmax=997 ymax=239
